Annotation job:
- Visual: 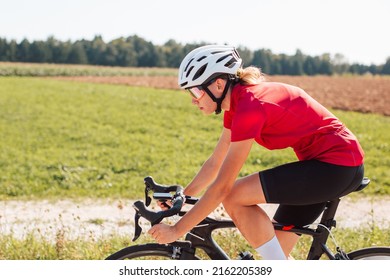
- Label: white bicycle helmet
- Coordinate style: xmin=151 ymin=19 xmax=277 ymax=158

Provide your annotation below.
xmin=178 ymin=45 xmax=242 ymax=89
xmin=178 ymin=45 xmax=242 ymax=114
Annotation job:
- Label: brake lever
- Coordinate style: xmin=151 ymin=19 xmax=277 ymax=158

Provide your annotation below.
xmin=144 ymin=187 xmax=152 ymax=207
xmin=133 ymin=177 xmax=186 ymax=242
xmin=132 ymin=211 xmax=142 ymax=241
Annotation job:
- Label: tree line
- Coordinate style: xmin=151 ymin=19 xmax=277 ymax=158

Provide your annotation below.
xmin=1 ymin=35 xmax=389 ymax=75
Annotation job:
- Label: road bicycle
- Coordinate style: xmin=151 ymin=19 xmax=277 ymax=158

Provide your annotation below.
xmin=106 ymin=176 xmax=390 ymax=260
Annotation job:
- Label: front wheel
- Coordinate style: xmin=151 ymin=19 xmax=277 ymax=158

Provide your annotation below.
xmin=105 ymin=243 xmax=199 ymax=260
xmin=347 ymin=247 xmax=390 ymax=260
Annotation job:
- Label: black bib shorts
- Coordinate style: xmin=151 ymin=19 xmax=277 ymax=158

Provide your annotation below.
xmin=259 ymin=160 xmax=364 ymax=226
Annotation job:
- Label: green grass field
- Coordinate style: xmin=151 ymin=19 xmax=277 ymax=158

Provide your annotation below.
xmin=1 ymin=77 xmax=389 ymax=199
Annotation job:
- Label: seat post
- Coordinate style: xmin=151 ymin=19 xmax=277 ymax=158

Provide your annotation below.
xmin=319 ymin=198 xmax=340 ymax=228
xmin=306 ymin=198 xmax=340 ymax=259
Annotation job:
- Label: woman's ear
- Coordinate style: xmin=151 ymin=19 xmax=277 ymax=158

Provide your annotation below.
xmin=216 ymin=78 xmax=224 ymax=91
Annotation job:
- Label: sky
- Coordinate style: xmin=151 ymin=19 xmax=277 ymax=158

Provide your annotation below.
xmin=0 ymin=0 xmax=389 ymax=65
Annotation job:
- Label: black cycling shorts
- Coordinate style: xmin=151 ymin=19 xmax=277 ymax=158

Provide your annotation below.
xmin=259 ymin=160 xmax=364 ymax=226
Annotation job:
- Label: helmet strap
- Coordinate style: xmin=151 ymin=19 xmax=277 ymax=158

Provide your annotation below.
xmin=204 ymin=79 xmax=232 ymax=115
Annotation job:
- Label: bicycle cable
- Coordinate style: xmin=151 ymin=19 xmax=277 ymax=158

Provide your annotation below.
xmin=304 ymin=223 xmax=341 ymax=249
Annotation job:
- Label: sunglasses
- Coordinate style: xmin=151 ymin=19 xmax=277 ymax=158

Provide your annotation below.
xmin=187 ymin=79 xmax=217 ymax=100
xmin=187 ymin=86 xmax=205 ymax=100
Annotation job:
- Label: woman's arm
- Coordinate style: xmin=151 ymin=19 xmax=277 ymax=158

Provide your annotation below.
xmin=184 ymin=127 xmax=231 ymax=197
xmin=149 ymin=138 xmax=254 ymax=243
xmin=176 ymin=138 xmax=254 ymax=235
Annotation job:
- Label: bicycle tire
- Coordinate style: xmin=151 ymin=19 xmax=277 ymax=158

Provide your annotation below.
xmin=347 ymin=246 xmax=390 ymax=260
xmin=105 ymin=243 xmax=200 ymax=260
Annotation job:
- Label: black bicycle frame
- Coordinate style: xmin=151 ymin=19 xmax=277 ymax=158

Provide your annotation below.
xmin=176 ymin=199 xmax=341 ymax=260
xmin=180 ymin=214 xmax=236 ymax=260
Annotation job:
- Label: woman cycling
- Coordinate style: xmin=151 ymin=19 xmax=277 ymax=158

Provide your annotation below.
xmin=148 ymin=45 xmax=365 ymax=260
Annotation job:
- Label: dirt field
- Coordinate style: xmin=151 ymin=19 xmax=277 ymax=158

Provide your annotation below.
xmin=55 ymin=75 xmax=390 ymax=116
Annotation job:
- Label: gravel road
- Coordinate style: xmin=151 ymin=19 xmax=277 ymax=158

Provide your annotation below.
xmin=1 ymin=197 xmax=389 ymax=242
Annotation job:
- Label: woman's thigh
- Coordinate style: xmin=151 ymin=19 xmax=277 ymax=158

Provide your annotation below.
xmin=225 ymin=173 xmax=266 ymax=205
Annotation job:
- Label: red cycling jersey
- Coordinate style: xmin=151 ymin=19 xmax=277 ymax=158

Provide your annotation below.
xmin=223 ymin=82 xmax=364 ymax=166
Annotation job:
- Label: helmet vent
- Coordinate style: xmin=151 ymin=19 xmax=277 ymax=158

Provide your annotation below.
xmin=216 ymin=54 xmax=231 ymax=63
xmin=197 ymin=56 xmax=207 ymax=62
xmin=225 ymin=58 xmax=237 ymax=68
xmin=193 ymin=64 xmax=207 ymax=81
xmin=186 ymin=66 xmax=194 ymax=78
xmin=184 ymin=58 xmax=194 ymax=72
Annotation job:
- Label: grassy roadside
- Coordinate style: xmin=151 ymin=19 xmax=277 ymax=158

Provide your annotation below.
xmin=1 ymin=226 xmax=388 ymax=260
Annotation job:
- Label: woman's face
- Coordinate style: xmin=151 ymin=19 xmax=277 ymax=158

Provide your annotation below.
xmin=191 ymin=90 xmax=214 ymax=115
xmin=190 ymin=79 xmax=226 ymax=115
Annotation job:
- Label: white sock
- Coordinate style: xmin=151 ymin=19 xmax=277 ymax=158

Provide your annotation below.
xmin=255 ymin=235 xmax=287 ymax=260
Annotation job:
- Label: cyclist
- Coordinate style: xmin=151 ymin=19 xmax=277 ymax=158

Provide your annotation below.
xmin=148 ymin=45 xmax=365 ymax=260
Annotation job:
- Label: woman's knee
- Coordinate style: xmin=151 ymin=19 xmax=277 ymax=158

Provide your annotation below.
xmin=223 ymin=174 xmax=265 ymax=211
xmin=222 ymin=191 xmax=236 ymax=213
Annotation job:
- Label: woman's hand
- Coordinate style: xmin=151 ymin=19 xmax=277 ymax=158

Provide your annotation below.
xmin=148 ymin=223 xmax=180 ymax=244
xmin=156 ymin=200 xmax=172 ymax=211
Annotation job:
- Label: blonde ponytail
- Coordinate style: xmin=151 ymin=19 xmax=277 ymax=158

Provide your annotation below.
xmin=236 ymin=66 xmax=266 ymax=85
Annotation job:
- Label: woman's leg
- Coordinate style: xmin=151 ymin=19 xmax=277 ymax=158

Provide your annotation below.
xmin=222 ymin=173 xmax=300 ymax=258
xmin=275 ymin=231 xmax=300 ymax=258
xmin=222 ymin=173 xmax=274 ymax=248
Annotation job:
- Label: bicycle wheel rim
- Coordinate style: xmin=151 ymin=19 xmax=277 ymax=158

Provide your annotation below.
xmin=347 ymin=247 xmax=390 ymax=260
